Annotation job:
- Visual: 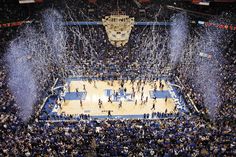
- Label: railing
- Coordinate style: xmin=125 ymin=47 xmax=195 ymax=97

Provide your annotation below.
xmin=35 ymin=78 xmax=59 ymax=122
xmin=175 ymin=76 xmax=199 ymax=113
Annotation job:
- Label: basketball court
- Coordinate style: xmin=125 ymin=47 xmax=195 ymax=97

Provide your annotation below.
xmin=48 ymin=78 xmax=185 ymax=119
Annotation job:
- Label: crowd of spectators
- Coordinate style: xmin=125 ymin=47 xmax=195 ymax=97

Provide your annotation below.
xmin=64 ymin=25 xmax=171 ymax=79
xmin=60 ymin=0 xmax=168 ymax=21
xmin=1 ymin=0 xmax=236 ymax=156
xmin=1 ymin=115 xmax=235 ymax=156
xmin=0 ymin=0 xmax=29 ymax=22
xmin=174 ymin=27 xmax=236 ymax=125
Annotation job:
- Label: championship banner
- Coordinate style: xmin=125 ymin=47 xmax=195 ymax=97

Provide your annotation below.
xmin=192 ymin=0 xmax=210 ymax=6
xmin=204 ymin=22 xmax=236 ymax=31
xmin=197 ymin=21 xmax=236 ymax=31
xmin=0 ymin=21 xmax=32 ymax=28
xmin=19 ymin=0 xmax=43 ymax=4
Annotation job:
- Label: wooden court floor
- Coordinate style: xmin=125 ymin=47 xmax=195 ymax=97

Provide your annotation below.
xmin=57 ymin=80 xmax=177 ymax=117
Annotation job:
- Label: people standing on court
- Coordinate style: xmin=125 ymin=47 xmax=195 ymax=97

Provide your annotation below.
xmin=98 ymin=99 xmax=102 ymax=108
xmin=80 ymin=100 xmax=83 ymax=107
xmin=93 ymin=81 xmax=97 ymax=88
xmin=141 ymin=92 xmax=144 ymax=101
xmin=124 ymin=87 xmax=127 ymax=93
xmin=76 ymin=88 xmax=79 ymax=96
xmin=119 ymin=101 xmax=122 ymax=108
xmin=165 ymin=96 xmax=168 ymax=103
xmin=83 ymin=84 xmax=86 ymax=91
xmin=108 ymin=110 xmax=112 ymax=117
xmin=159 ymin=81 xmax=164 ymax=91
xmin=151 ymin=103 xmax=155 ymax=110
xmin=108 ymin=96 xmax=112 ymax=103
xmin=115 ymin=91 xmax=119 ymax=101
xmin=174 ymin=105 xmax=177 ymax=112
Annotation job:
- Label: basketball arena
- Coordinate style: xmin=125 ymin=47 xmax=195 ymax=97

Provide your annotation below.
xmin=1 ymin=0 xmax=235 ymax=156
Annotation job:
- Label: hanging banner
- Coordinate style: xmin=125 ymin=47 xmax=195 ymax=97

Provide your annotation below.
xmin=204 ymin=22 xmax=236 ymax=31
xmin=197 ymin=20 xmax=236 ymax=31
xmin=19 ymin=0 xmax=43 ymax=4
xmin=0 ymin=20 xmax=32 ymax=28
xmin=192 ymin=1 xmax=210 ymax=6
